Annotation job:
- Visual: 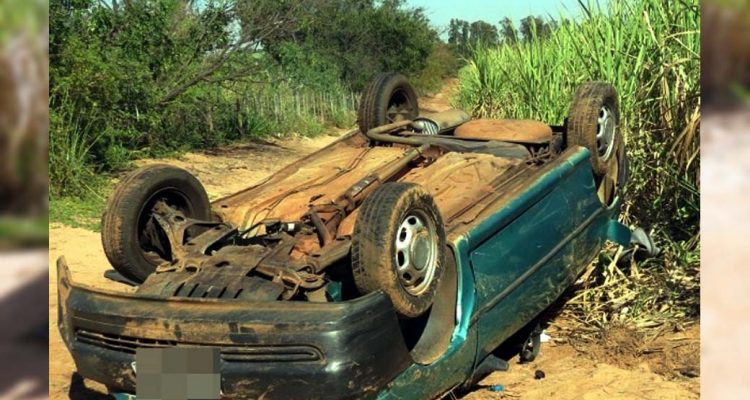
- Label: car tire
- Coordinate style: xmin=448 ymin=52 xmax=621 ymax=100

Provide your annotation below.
xmin=357 ymin=72 xmax=419 ymax=135
xmin=519 ymin=322 xmax=542 ymax=363
xmin=567 ymin=82 xmax=622 ymax=176
xmin=101 ymin=164 xmax=211 ymax=283
xmin=352 ymin=182 xmax=445 ymax=319
xmin=567 ymin=82 xmax=627 ymax=205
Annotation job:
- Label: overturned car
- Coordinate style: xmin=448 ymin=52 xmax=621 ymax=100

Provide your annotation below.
xmin=57 ymin=73 xmax=635 ymax=399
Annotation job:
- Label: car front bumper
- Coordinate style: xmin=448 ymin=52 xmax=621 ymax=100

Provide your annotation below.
xmin=56 ymin=258 xmax=412 ymax=400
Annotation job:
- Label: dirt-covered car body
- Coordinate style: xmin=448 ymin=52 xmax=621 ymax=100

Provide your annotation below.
xmin=57 ymin=77 xmax=632 ymax=399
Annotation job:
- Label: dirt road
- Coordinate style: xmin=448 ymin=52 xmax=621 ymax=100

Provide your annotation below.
xmin=48 ymin=89 xmax=699 ymax=399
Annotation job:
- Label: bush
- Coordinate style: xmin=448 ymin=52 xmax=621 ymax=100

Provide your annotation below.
xmin=410 ymin=42 xmax=461 ymax=96
xmin=49 ymin=0 xmax=361 ymax=196
xmin=268 ymin=0 xmax=438 ymax=91
xmin=49 ymin=93 xmax=103 ymax=197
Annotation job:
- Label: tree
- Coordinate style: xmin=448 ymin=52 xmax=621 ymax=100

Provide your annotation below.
xmin=262 ymin=0 xmax=437 ymax=89
xmin=499 ymin=17 xmax=518 ymax=44
xmin=448 ymin=18 xmax=498 ymax=55
xmin=519 ymin=15 xmax=554 ymax=42
xmin=448 ymin=18 xmax=461 ymax=45
xmin=469 ymin=20 xmax=499 ymax=47
xmin=161 ymin=0 xmax=306 ymax=103
xmin=51 ymin=0 xmax=306 ymax=105
xmin=460 ymin=20 xmax=470 ymax=49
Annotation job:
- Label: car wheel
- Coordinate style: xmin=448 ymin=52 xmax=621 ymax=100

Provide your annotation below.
xmin=567 ymin=82 xmax=627 ymax=205
xmin=357 ymin=72 xmax=419 ymax=135
xmin=101 ymin=164 xmax=211 ymax=283
xmin=519 ymin=322 xmax=542 ymax=363
xmin=352 ymin=182 xmax=445 ymax=318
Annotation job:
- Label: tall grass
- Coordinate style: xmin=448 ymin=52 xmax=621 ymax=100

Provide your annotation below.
xmin=49 ymin=92 xmax=105 ymax=197
xmin=49 ymin=81 xmax=358 ymax=198
xmin=455 ymin=0 xmax=699 ymax=329
xmin=244 ymin=84 xmax=358 ymax=136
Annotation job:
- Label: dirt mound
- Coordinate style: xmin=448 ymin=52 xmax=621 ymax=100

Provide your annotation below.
xmin=463 ymin=337 xmax=698 ymax=400
xmin=582 ymin=324 xmax=700 ymax=380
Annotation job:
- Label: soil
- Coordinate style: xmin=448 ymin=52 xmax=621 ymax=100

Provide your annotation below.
xmin=48 ymin=87 xmax=700 ymax=399
xmin=459 ymin=314 xmax=699 ymax=400
xmin=419 ymin=78 xmax=458 ymax=114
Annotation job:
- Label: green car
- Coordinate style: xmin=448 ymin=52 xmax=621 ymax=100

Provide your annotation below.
xmin=57 ymin=73 xmax=636 ymax=399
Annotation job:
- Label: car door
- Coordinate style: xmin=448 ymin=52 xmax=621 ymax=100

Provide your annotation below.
xmin=468 ymin=148 xmax=612 ymax=359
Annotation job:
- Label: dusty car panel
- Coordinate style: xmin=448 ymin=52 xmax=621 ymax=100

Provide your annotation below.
xmin=215 ymin=134 xmax=407 ymax=230
xmin=379 ymin=147 xmax=627 ymax=399
xmin=58 ymin=259 xmax=413 ymax=399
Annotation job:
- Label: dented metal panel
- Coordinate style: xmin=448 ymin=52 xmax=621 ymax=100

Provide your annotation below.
xmin=215 ymin=141 xmax=406 ymax=230
xmin=57 ymin=258 xmax=412 ymax=399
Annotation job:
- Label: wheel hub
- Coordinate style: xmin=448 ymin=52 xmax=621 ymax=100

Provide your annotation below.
xmin=411 ymin=232 xmax=431 ymax=271
xmin=395 ymin=211 xmax=438 ymax=296
xmin=596 ymin=105 xmax=616 ymax=160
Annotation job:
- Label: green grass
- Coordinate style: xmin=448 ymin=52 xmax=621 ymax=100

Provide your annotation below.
xmin=49 ymin=195 xmax=107 ymax=232
xmin=454 ymin=0 xmax=699 ymax=330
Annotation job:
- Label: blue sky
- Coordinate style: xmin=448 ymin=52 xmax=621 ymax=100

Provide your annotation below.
xmin=406 ymin=0 xmax=590 ymax=37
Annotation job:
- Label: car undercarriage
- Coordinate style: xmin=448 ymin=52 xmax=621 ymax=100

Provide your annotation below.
xmin=57 ymin=73 xmax=633 ymax=399
xmin=126 ymin=115 xmax=565 ymax=305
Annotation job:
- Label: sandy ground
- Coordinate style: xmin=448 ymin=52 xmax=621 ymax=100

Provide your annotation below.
xmin=419 ymin=78 xmax=458 ymax=114
xmin=48 ymin=90 xmax=700 ymax=399
xmin=463 ymin=330 xmax=698 ymax=400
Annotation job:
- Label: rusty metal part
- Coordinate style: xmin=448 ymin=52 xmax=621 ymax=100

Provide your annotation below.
xmin=146 ymin=200 xmax=227 ymax=261
xmin=412 ymin=109 xmax=472 ymax=135
xmin=306 ymin=239 xmax=351 ymax=273
xmin=305 ymin=144 xmax=431 ymax=248
xmin=307 ymin=208 xmax=331 ymax=247
xmin=145 ymin=200 xmax=327 ymax=301
xmin=454 ymin=118 xmax=553 ymax=144
xmin=365 ymin=120 xmax=531 ymax=158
